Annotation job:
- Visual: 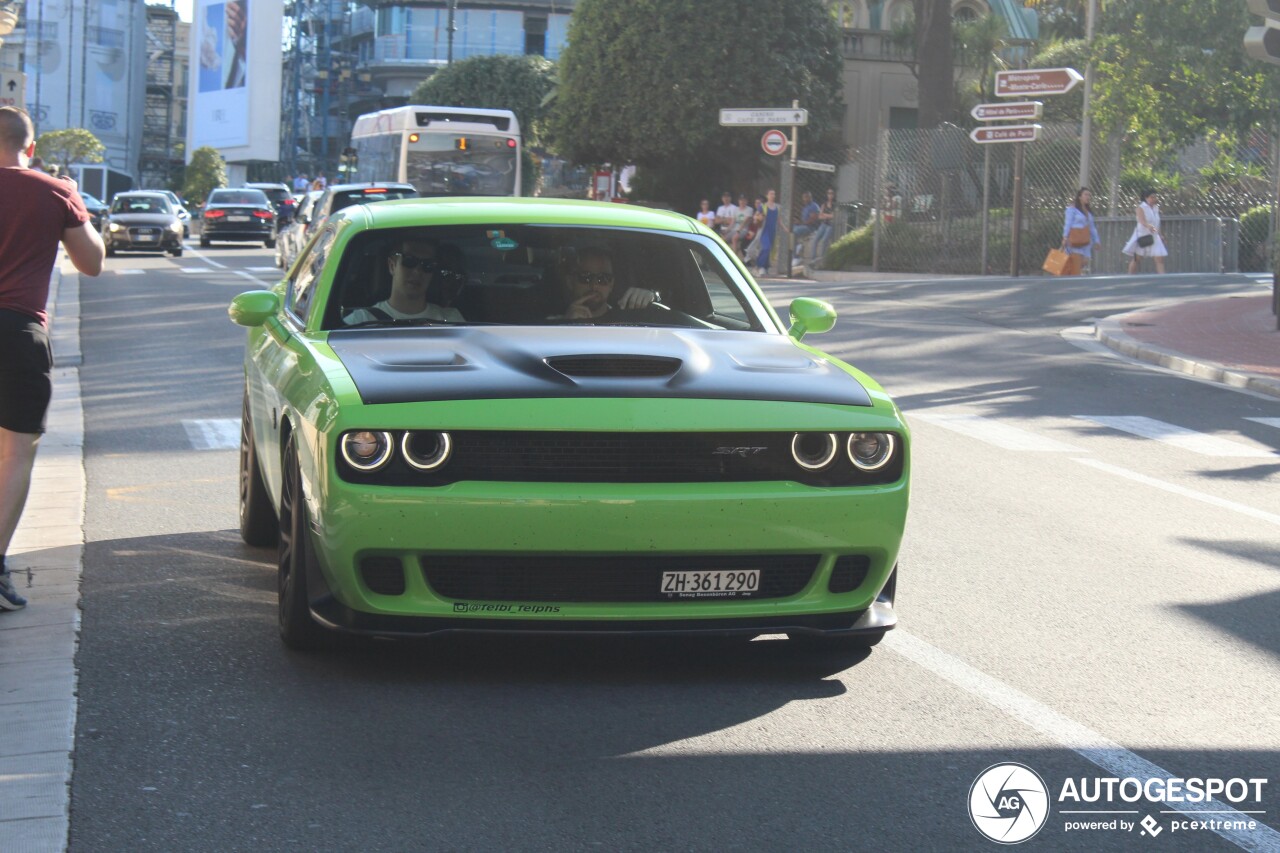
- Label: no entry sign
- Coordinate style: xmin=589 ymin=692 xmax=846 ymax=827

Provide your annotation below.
xmin=761 ymin=129 xmax=788 ymax=156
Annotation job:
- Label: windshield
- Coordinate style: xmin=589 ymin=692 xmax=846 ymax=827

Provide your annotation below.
xmin=209 ymin=190 xmax=269 ymax=206
xmin=331 ymin=187 xmax=418 ymax=214
xmin=321 ymin=225 xmax=771 ymax=333
xmin=405 ymin=135 xmax=517 ymax=197
xmin=111 ymin=196 xmax=170 ymax=214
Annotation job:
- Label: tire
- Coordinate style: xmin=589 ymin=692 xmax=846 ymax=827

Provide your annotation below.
xmin=170 ymin=248 xmax=183 ymax=258
xmin=265 ymin=238 xmax=277 ymax=249
xmin=105 ymin=246 xmax=116 ymax=257
xmin=200 ymin=235 xmax=210 ymax=248
xmin=238 ymin=391 xmax=278 ymax=547
xmin=278 ymin=434 xmax=334 ymax=651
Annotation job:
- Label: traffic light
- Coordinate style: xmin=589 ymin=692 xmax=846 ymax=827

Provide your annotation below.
xmin=1245 ymin=0 xmax=1280 ymax=63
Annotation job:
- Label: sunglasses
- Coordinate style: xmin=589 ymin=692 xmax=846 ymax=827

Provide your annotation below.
xmin=577 ymin=272 xmax=614 ymax=285
xmin=393 ymin=252 xmax=437 ymax=271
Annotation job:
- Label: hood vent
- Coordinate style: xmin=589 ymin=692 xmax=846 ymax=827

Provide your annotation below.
xmin=545 ymin=355 xmax=681 ymax=378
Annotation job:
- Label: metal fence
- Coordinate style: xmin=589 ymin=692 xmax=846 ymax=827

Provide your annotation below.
xmin=799 ymin=123 xmax=1279 ymax=275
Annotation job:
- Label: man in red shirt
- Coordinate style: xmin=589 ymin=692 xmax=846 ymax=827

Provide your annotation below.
xmin=0 ymin=106 xmax=104 ymax=610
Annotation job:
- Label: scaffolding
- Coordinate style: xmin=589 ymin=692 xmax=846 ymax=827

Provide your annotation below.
xmin=282 ymin=0 xmax=376 ymax=182
xmin=140 ymin=3 xmax=180 ymax=189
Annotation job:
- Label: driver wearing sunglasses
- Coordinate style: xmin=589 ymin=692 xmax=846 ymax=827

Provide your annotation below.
xmin=344 ymin=238 xmax=466 ymax=325
xmin=555 ymin=247 xmax=656 ymax=320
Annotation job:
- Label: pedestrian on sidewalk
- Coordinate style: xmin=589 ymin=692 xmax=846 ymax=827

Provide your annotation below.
xmin=753 ymin=189 xmax=780 ymax=276
xmin=0 ymin=107 xmax=105 ymax=611
xmin=1061 ymin=187 xmax=1101 ymax=274
xmin=1123 ymin=189 xmax=1167 ymax=274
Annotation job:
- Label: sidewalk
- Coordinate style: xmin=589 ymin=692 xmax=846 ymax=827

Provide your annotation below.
xmin=0 ymin=264 xmax=85 ymax=851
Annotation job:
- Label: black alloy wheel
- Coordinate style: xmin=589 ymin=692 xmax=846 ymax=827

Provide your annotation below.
xmin=277 ymin=434 xmax=333 ymax=651
xmin=238 ymin=390 xmax=278 ymax=546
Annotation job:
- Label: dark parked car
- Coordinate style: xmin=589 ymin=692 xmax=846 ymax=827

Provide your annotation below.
xmin=80 ymin=192 xmax=108 ymax=231
xmin=200 ymin=188 xmax=276 ymax=248
xmin=306 ymin=182 xmax=418 ymax=234
xmin=244 ymin=182 xmax=296 ymax=225
xmin=274 ymin=189 xmax=323 ymax=269
xmin=102 ymin=192 xmax=184 ymax=257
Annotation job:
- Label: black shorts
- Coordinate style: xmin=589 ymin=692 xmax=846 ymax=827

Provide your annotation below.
xmin=0 ymin=309 xmax=53 ymax=435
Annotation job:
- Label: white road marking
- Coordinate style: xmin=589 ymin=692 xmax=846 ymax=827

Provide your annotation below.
xmin=247 ymin=266 xmax=278 ymax=272
xmin=1074 ymin=458 xmax=1280 ymax=526
xmin=1247 ymin=417 xmax=1280 ymax=430
xmin=909 ymin=412 xmax=1085 ymax=452
xmin=179 ymin=267 xmax=216 ymax=273
xmin=886 ymin=630 xmax=1280 ymax=853
xmin=182 ymin=419 xmax=240 ymax=451
xmin=1076 ymin=416 xmax=1275 ymax=458
xmin=235 ymin=270 xmax=268 ymax=284
xmin=183 ymin=247 xmax=228 ymax=269
xmin=113 ymin=269 xmax=145 ymax=275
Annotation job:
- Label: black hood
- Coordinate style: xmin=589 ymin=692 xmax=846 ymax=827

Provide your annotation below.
xmin=326 ymin=327 xmax=872 ymax=407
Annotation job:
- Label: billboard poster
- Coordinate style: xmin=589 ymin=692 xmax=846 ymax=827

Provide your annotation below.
xmin=191 ymin=0 xmax=249 ymax=147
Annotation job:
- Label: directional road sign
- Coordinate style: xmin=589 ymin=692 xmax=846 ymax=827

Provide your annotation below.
xmin=970 ymin=124 xmax=1041 ymax=144
xmin=721 ymin=108 xmax=809 ymax=127
xmin=796 ymin=159 xmax=835 ymax=173
xmin=971 ymin=101 xmax=1043 ymax=122
xmin=0 ymin=70 xmax=25 ymax=108
xmin=761 ymin=129 xmax=788 ymax=156
xmin=994 ymin=68 xmax=1082 ymax=98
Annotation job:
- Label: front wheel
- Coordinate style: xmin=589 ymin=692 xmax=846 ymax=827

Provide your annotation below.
xmin=278 ymin=435 xmax=334 ymax=651
xmin=169 ymin=248 xmax=183 ymax=258
xmin=199 ymin=235 xmax=210 ymax=248
xmin=264 ymin=238 xmax=277 ymax=249
xmin=238 ymin=391 xmax=278 ymax=546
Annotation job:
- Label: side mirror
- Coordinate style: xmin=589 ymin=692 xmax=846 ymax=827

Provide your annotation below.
xmin=787 ymin=297 xmax=837 ymax=340
xmin=229 ymin=290 xmax=281 ymax=327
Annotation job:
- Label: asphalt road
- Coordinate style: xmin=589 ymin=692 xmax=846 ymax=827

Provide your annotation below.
xmin=67 ymin=248 xmax=1280 ymax=852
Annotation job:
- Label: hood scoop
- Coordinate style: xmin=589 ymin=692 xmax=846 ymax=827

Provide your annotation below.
xmin=545 ymin=355 xmax=682 ymax=378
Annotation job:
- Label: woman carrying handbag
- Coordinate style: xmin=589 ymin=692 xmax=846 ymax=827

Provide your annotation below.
xmin=1061 ymin=187 xmax=1100 ymax=274
xmin=1122 ymin=189 xmax=1167 ymax=274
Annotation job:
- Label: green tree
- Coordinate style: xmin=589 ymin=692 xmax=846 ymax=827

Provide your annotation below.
xmin=34 ymin=128 xmax=105 ymax=172
xmin=183 ymin=146 xmax=227 ymax=207
xmin=551 ymin=0 xmax=843 ymax=211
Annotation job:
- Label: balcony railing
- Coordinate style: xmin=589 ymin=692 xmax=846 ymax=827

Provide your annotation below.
xmin=840 ymin=28 xmax=912 ymax=62
xmin=89 ymin=26 xmax=124 ymax=49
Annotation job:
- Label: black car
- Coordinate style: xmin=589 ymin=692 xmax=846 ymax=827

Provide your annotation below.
xmin=244 ymin=182 xmax=296 ymax=225
xmin=200 ymin=188 xmax=276 ymax=248
xmin=307 ymin=182 xmax=418 ymax=234
xmin=102 ymin=192 xmax=185 ymax=257
xmin=80 ymin=192 xmax=108 ymax=231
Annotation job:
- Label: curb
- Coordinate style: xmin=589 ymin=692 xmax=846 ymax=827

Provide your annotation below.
xmin=1095 ymin=313 xmax=1280 ymax=400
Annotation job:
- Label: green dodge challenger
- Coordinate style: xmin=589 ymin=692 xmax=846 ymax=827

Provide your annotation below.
xmin=229 ymin=197 xmax=910 ymax=651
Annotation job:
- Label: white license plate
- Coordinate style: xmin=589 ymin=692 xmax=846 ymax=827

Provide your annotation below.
xmin=661 ymin=569 xmax=760 ymax=599
xmin=134 ymin=234 xmax=156 ymax=241
xmin=227 ymin=215 xmax=250 ymax=222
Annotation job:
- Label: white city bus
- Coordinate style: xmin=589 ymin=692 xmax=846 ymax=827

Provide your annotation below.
xmin=349 ymin=105 xmax=522 ymax=197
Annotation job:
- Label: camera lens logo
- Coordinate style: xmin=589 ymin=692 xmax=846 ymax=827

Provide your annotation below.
xmin=969 ymin=763 xmax=1050 ymax=844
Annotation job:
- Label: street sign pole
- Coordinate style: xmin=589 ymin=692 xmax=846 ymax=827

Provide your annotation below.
xmin=980 ymin=144 xmax=991 ymax=274
xmin=779 ymin=100 xmax=801 ymax=278
xmin=1010 ymin=141 xmax=1026 ymax=277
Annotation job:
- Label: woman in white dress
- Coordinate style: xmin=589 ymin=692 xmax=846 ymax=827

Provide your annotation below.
xmin=1123 ymin=189 xmax=1167 ymax=274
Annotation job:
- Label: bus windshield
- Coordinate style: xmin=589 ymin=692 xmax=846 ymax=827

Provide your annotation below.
xmin=406 ymin=135 xmax=518 ymax=197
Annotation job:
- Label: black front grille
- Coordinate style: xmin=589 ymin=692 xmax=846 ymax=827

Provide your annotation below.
xmin=360 ymin=556 xmax=406 ymax=595
xmin=337 ymin=431 xmax=905 ymax=487
xmin=421 ymin=554 xmax=818 ymax=603
xmin=828 ymin=555 xmax=871 ymax=593
xmin=545 ymin=355 xmax=681 ymax=378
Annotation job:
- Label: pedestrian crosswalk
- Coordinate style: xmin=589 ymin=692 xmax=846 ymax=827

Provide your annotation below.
xmin=909 ymin=411 xmax=1278 ymax=458
xmin=182 ymin=419 xmax=240 ymax=451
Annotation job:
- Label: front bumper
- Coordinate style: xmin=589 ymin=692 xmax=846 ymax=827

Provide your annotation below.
xmin=305 ymin=477 xmax=909 ymax=636
xmin=105 ymin=229 xmax=182 ymax=251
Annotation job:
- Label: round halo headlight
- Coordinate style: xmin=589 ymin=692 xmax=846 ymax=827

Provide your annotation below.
xmin=400 ymin=430 xmax=452 ymax=471
xmin=847 ymin=432 xmax=895 ymax=471
xmin=791 ymin=432 xmax=838 ymax=470
xmin=340 ymin=430 xmax=394 ymax=471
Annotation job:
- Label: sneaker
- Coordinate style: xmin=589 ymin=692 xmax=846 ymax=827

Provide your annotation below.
xmin=0 ymin=571 xmax=27 ymax=611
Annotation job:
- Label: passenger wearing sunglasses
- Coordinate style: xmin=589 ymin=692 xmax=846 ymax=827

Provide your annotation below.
xmin=344 ymin=238 xmax=466 ymax=325
xmin=554 ymin=247 xmax=656 ymax=321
